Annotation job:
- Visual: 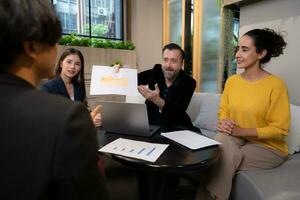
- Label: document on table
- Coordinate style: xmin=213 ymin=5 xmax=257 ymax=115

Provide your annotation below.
xmin=90 ymin=65 xmax=139 ymax=96
xmin=99 ymin=138 xmax=169 ymax=162
xmin=161 ymin=130 xmax=220 ymax=150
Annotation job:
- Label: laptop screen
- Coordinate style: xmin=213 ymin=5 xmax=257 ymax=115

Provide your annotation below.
xmin=100 ymin=101 xmax=159 ymax=137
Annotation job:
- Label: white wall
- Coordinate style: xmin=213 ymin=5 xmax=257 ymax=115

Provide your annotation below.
xmin=239 ymin=0 xmax=300 ymax=105
xmin=130 ymin=0 xmax=163 ymax=72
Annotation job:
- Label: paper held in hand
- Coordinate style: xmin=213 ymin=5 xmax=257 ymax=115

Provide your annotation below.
xmin=99 ymin=138 xmax=169 ymax=162
xmin=90 ymin=65 xmax=139 ymax=96
xmin=161 ymin=130 xmax=220 ymax=150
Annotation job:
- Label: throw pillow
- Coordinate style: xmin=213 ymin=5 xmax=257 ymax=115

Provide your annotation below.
xmin=285 ymin=104 xmax=300 ymax=154
xmin=194 ymin=93 xmax=220 ymax=131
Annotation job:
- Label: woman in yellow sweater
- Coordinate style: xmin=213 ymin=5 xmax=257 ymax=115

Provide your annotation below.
xmin=197 ymin=28 xmax=290 ymax=200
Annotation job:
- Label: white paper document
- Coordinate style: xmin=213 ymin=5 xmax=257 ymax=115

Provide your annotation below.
xmin=161 ymin=130 xmax=220 ymax=150
xmin=99 ymin=138 xmax=169 ymax=162
xmin=90 ymin=65 xmax=139 ymax=96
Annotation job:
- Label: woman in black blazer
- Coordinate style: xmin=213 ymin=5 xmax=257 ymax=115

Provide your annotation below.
xmin=41 ymin=48 xmax=102 ymax=127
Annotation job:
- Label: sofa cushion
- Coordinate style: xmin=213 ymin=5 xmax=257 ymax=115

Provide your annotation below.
xmin=231 ymin=153 xmax=300 ymax=200
xmin=193 ymin=93 xmax=220 ymax=132
xmin=285 ymin=104 xmax=300 ymax=154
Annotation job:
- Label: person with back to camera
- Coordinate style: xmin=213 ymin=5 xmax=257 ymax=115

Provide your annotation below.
xmin=195 ymin=28 xmax=290 ymax=200
xmin=0 ymin=0 xmax=108 ymax=199
xmin=41 ymin=48 xmax=102 ymax=127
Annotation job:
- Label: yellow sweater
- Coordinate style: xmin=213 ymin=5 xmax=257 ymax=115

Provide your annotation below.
xmin=219 ymin=74 xmax=290 ymax=155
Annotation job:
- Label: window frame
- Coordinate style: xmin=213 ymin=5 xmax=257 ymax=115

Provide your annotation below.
xmin=52 ymin=0 xmax=124 ymax=41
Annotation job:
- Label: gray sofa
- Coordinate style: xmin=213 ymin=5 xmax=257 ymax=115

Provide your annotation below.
xmin=186 ymin=92 xmax=300 ymax=200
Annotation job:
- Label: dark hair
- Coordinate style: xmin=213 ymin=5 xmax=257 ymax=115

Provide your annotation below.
xmin=162 ymin=43 xmax=185 ymax=61
xmin=55 ymin=48 xmax=86 ymax=99
xmin=0 ymin=0 xmax=61 ymax=69
xmin=243 ymin=28 xmax=287 ymax=64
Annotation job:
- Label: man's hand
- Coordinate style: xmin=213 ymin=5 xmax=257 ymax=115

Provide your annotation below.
xmin=138 ymin=84 xmax=165 ymax=110
xmin=113 ymin=65 xmax=121 ymax=73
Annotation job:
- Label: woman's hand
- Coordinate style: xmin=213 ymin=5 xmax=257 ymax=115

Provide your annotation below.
xmin=92 ymin=113 xmax=102 ymax=127
xmin=217 ymin=119 xmax=235 ymax=135
xmin=217 ymin=119 xmax=257 ymax=137
xmin=90 ymin=105 xmax=102 ymax=127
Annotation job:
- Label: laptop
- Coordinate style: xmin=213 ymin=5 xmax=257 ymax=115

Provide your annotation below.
xmin=99 ymin=101 xmax=160 ymax=137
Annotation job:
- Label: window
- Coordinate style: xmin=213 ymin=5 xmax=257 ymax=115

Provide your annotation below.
xmin=53 ymin=0 xmax=123 ymax=40
xmin=57 ymin=12 xmax=77 ymax=33
xmin=163 ymin=0 xmax=239 ymax=93
xmin=169 ymin=0 xmax=183 ymax=45
xmin=199 ymin=0 xmax=221 ymax=92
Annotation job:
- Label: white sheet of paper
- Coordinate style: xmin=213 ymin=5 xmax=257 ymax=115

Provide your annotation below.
xmin=99 ymin=138 xmax=169 ymax=162
xmin=90 ymin=65 xmax=139 ymax=95
xmin=161 ymin=130 xmax=220 ymax=150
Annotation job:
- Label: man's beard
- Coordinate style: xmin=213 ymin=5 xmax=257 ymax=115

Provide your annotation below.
xmin=163 ymin=69 xmax=178 ymax=81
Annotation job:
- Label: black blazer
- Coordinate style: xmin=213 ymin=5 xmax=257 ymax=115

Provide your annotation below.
xmin=0 ymin=73 xmax=108 ymax=200
xmin=40 ymin=77 xmax=85 ymax=103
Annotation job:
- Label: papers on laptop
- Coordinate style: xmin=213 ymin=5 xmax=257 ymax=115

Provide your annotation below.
xmin=99 ymin=138 xmax=169 ymax=162
xmin=90 ymin=65 xmax=139 ymax=96
xmin=161 ymin=130 xmax=220 ymax=150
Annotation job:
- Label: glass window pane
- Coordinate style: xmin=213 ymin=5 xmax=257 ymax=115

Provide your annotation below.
xmin=84 ymin=0 xmax=123 ymax=39
xmin=200 ymin=0 xmax=221 ymax=92
xmin=169 ymin=0 xmax=183 ymax=45
xmin=54 ymin=0 xmax=79 ymax=34
xmin=53 ymin=0 xmax=123 ymax=40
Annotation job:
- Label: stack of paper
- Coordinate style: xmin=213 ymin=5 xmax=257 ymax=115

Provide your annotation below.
xmin=99 ymin=138 xmax=169 ymax=162
xmin=161 ymin=130 xmax=220 ymax=150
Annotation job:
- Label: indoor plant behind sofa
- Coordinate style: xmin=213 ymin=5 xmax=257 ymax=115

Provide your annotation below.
xmin=186 ymin=92 xmax=300 ymax=200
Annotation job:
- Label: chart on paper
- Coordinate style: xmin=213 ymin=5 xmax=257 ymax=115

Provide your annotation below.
xmin=99 ymin=138 xmax=169 ymax=162
xmin=90 ymin=65 xmax=139 ymax=95
xmin=100 ymin=76 xmax=128 ymax=87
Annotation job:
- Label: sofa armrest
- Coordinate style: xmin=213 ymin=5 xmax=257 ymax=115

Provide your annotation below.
xmin=187 ymin=93 xmax=221 ymax=130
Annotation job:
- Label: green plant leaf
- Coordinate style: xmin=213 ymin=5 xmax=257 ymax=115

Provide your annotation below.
xmin=216 ymin=0 xmax=222 ymax=8
xmin=83 ymin=24 xmax=108 ymax=37
xmin=59 ymin=35 xmax=135 ymax=50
